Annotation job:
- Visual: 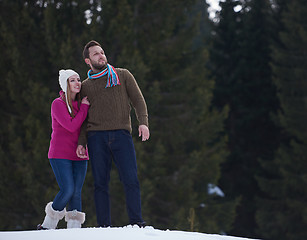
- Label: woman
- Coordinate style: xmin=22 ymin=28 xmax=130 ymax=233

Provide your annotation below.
xmin=37 ymin=69 xmax=90 ymax=230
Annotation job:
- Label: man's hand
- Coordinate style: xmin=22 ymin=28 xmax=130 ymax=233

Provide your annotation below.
xmin=76 ymin=145 xmax=87 ymax=158
xmin=139 ymin=125 xmax=150 ymax=141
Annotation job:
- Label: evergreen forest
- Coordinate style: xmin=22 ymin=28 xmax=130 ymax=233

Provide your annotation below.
xmin=0 ymin=0 xmax=306 ymax=239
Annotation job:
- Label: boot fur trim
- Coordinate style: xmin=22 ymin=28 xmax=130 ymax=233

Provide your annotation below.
xmin=45 ymin=202 xmax=66 ymax=220
xmin=65 ymin=210 xmax=85 ymax=224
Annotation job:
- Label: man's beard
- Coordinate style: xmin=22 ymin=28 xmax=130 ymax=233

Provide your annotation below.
xmin=92 ymin=61 xmax=107 ymax=71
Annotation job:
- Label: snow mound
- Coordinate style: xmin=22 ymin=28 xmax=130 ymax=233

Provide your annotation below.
xmin=0 ymin=225 xmax=259 ymax=240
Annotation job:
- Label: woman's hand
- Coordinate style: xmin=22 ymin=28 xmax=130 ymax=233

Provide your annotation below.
xmin=76 ymin=145 xmax=87 ymax=158
xmin=81 ymin=96 xmax=90 ymax=105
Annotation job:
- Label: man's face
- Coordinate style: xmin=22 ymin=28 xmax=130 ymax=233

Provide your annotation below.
xmin=86 ymin=45 xmax=108 ymax=71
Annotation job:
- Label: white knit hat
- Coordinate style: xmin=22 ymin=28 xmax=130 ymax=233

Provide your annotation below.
xmin=58 ymin=69 xmax=80 ymax=114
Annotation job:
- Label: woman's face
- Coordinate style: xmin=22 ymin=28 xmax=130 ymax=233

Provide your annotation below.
xmin=68 ymin=74 xmax=81 ymax=94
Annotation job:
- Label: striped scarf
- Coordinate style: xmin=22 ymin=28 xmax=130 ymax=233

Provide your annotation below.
xmin=87 ymin=64 xmax=120 ymax=88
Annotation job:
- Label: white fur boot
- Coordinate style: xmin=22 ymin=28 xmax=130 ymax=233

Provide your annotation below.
xmin=65 ymin=210 xmax=85 ymax=228
xmin=41 ymin=202 xmax=66 ymax=229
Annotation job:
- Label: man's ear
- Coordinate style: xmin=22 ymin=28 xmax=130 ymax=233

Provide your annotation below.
xmin=85 ymin=58 xmax=90 ymax=66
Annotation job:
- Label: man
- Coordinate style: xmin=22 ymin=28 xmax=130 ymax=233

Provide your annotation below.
xmin=76 ymin=40 xmax=149 ymax=227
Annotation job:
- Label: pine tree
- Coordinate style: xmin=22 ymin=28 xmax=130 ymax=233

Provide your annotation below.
xmin=210 ymin=0 xmax=280 ymax=237
xmin=256 ymin=0 xmax=307 ymax=239
xmin=0 ymin=0 xmax=56 ymax=229
xmin=125 ymin=0 xmax=237 ymax=233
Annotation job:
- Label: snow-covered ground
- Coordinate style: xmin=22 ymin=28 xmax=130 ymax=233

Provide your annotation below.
xmin=0 ymin=225 xmax=259 ymax=240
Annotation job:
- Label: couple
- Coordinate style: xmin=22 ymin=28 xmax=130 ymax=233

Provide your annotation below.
xmin=37 ymin=40 xmax=150 ymax=230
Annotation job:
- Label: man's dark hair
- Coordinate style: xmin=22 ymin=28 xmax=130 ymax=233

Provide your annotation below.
xmin=83 ymin=40 xmax=101 ymax=59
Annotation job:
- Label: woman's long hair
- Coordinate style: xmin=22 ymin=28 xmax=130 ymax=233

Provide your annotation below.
xmin=63 ymin=79 xmax=81 ymax=118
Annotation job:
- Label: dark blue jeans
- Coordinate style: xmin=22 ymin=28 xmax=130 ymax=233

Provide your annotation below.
xmin=87 ymin=130 xmax=143 ymax=226
xmin=49 ymin=158 xmax=88 ymax=212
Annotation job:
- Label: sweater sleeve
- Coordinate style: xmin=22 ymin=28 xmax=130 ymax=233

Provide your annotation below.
xmin=78 ymin=118 xmax=88 ymax=147
xmin=125 ymin=69 xmax=149 ymax=127
xmin=77 ymin=81 xmax=89 ymax=147
xmin=52 ymin=99 xmax=89 ymax=133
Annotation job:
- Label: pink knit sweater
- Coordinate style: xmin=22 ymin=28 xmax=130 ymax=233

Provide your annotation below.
xmin=48 ymin=94 xmax=89 ymax=161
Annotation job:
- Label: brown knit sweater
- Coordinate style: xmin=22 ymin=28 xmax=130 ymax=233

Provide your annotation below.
xmin=78 ymin=68 xmax=149 ymax=146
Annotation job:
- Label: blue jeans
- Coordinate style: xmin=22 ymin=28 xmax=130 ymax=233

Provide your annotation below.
xmin=87 ymin=130 xmax=143 ymax=226
xmin=49 ymin=158 xmax=88 ymax=211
